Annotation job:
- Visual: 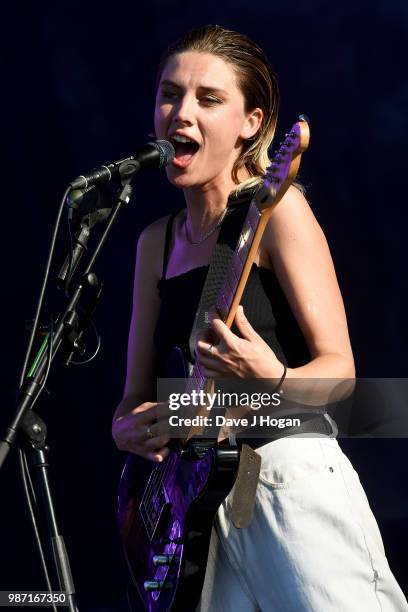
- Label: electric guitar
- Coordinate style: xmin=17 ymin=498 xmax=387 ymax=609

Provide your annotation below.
xmin=117 ymin=118 xmax=310 ymax=611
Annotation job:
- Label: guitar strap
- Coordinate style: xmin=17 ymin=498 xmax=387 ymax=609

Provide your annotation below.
xmin=187 ymin=185 xmax=262 ymax=529
xmin=187 ymin=185 xmax=256 ymax=362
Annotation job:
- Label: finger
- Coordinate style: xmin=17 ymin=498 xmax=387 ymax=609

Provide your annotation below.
xmin=147 ymin=446 xmax=171 ymax=463
xmin=133 ymin=404 xmax=160 ymax=425
xmin=234 ymin=305 xmax=258 ymax=341
xmin=196 ymin=339 xmax=219 ymax=357
xmin=128 ymin=442 xmax=170 ymax=463
xmin=203 ymin=368 xmax=222 ymax=378
xmin=122 ymin=433 xmax=171 ymax=462
xmin=196 ymin=328 xmax=213 ymax=343
xmin=211 ymin=318 xmax=237 ymax=346
xmin=112 ymin=416 xmax=142 ymax=446
xmin=130 ymin=401 xmax=157 ymax=416
xmin=196 ymin=352 xmax=218 ymax=367
xmin=196 ymin=355 xmax=229 ymax=377
xmin=154 ymin=402 xmax=173 ymax=422
xmin=144 ymin=434 xmax=171 ymax=451
xmin=147 ymin=410 xmax=180 ymax=437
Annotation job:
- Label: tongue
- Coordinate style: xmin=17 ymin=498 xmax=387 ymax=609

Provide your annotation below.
xmin=174 ymin=142 xmax=198 ymax=163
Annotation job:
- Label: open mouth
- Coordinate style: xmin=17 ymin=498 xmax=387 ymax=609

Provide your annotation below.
xmin=170 ymin=135 xmax=200 ymax=168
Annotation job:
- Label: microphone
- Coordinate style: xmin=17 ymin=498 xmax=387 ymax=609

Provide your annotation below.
xmin=70 ymin=140 xmax=175 ymax=190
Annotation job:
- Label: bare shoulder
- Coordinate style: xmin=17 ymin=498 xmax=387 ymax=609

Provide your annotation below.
xmin=260 ymin=184 xmax=354 ymax=366
xmin=140 ymin=213 xmax=171 ymax=241
xmin=258 ymin=184 xmax=325 ymax=272
xmin=261 ymin=183 xmax=334 ymax=284
xmin=136 ymin=214 xmax=172 ymax=281
xmin=264 ymin=185 xmax=323 ymax=246
xmin=122 ymin=213 xmax=172 ymax=404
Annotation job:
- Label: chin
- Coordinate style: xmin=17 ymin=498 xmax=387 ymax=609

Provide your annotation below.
xmin=165 ymin=167 xmax=197 ymax=189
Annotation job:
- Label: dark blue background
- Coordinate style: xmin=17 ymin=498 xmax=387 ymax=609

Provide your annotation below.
xmin=1 ymin=1 xmax=407 ymax=609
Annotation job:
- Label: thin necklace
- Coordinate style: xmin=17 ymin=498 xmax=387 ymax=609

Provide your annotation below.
xmin=184 ymin=208 xmax=228 ymax=246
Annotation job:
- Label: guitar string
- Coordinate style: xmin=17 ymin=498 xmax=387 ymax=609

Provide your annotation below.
xmin=142 ymin=363 xmax=206 ymax=527
xmin=146 ymin=362 xmax=207 ymax=524
xmin=143 ymin=462 xmax=167 ymax=537
xmin=142 ymin=366 xmax=205 ymax=524
xmin=141 ymin=366 xmax=206 ymax=535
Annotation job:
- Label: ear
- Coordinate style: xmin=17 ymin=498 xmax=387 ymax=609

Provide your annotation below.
xmin=240 ymin=107 xmax=263 ymax=140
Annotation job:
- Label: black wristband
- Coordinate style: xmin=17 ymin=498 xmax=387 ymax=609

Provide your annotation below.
xmin=273 ymin=362 xmax=287 ymax=392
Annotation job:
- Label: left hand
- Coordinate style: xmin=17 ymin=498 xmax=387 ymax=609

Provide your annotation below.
xmin=196 ymin=305 xmax=284 ymax=379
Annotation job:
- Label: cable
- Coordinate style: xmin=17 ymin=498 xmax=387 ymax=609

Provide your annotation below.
xmin=18 ymin=323 xmax=58 ymax=610
xmin=70 ymin=315 xmax=101 ymax=365
xmin=18 ymin=449 xmax=58 ymax=612
xmin=18 ymin=184 xmax=71 ymax=390
xmin=64 ymin=209 xmax=75 ymax=294
xmin=15 ymin=184 xmax=71 ymax=609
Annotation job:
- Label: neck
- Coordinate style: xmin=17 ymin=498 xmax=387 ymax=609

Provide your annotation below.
xmin=182 ymin=170 xmax=249 ymax=238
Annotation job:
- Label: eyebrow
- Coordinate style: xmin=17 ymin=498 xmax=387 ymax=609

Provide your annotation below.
xmin=160 ymin=79 xmax=229 ymax=96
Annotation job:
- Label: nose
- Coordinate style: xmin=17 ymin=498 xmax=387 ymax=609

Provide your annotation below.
xmin=172 ymin=94 xmax=195 ymax=126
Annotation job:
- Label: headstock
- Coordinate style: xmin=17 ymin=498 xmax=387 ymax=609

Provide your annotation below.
xmin=255 ymin=117 xmax=310 ymax=212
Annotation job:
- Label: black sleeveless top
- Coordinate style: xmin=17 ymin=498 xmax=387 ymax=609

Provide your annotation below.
xmin=153 ymin=211 xmax=310 ymax=377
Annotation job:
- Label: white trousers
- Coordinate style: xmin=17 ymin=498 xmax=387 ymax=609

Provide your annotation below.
xmin=196 ymin=436 xmax=408 ymax=612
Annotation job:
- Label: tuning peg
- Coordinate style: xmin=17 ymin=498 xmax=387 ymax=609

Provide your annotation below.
xmin=144 ymin=580 xmax=173 ymax=591
xmin=153 ymin=554 xmax=180 ymax=566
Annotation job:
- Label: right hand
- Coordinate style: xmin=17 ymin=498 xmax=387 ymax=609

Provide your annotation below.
xmin=112 ymin=401 xmax=171 ymax=462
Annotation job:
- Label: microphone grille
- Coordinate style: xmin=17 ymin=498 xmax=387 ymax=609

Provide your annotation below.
xmin=152 ymin=140 xmax=175 ymax=167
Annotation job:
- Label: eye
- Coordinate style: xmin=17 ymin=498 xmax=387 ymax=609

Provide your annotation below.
xmin=201 ymin=95 xmax=222 ymax=105
xmin=160 ymin=89 xmax=178 ymax=100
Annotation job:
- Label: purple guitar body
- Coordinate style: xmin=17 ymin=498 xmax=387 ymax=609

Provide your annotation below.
xmin=118 ymin=437 xmax=239 ymax=611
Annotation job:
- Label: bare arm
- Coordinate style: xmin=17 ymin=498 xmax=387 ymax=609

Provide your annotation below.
xmin=263 ymin=185 xmax=355 ymax=379
xmin=112 ymin=216 xmax=171 ymax=461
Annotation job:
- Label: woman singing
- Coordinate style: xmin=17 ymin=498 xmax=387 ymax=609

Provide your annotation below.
xmin=112 ymin=25 xmax=407 ymax=611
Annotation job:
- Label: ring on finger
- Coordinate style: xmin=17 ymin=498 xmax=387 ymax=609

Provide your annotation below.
xmin=146 ymin=425 xmax=155 ymax=440
xmin=208 ymin=343 xmax=214 ymax=355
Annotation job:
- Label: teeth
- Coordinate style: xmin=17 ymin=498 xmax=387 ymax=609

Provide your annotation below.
xmin=172 ymin=134 xmax=196 ymax=144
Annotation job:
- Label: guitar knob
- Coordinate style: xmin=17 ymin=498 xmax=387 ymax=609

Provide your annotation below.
xmin=143 ymin=580 xmax=173 ymax=591
xmin=153 ymin=554 xmax=180 ymax=566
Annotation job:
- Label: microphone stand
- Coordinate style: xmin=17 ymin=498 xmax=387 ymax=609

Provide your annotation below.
xmin=0 ymin=176 xmax=134 ymax=610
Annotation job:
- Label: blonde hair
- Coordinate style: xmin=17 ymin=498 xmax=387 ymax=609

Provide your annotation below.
xmin=157 ymin=25 xmax=280 ymax=192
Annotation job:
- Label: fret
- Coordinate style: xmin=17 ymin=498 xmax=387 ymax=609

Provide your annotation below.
xmin=248 ymin=201 xmax=261 ymax=226
xmin=230 ymin=256 xmax=241 ymax=284
xmin=220 ymin=291 xmax=229 ymax=314
xmin=236 ymin=235 xmax=248 ymax=260
xmin=236 ymin=246 xmax=245 ymax=264
xmin=223 ymin=275 xmax=235 ymax=304
xmin=215 ymin=292 xmax=228 ymax=319
xmin=218 ymin=305 xmax=227 ymax=322
xmin=242 ymin=223 xmax=252 ymax=245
